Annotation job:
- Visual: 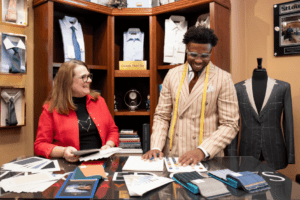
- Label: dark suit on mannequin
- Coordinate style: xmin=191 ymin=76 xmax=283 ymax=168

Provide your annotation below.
xmin=228 ymin=58 xmax=295 ymax=170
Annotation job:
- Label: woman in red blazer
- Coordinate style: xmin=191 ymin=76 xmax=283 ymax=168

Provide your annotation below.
xmin=34 ymin=60 xmax=119 ymax=162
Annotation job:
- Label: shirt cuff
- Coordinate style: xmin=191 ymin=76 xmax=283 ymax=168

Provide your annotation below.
xmin=197 ymin=146 xmax=210 ymax=158
xmin=151 ymin=147 xmax=162 ymax=152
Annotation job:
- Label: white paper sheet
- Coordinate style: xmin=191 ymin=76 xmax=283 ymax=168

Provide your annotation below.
xmin=164 ymin=157 xmax=207 ymax=172
xmin=79 ymin=147 xmax=121 ymax=161
xmin=124 ymin=175 xmax=173 ymax=196
xmin=122 ymin=156 xmax=164 ymax=171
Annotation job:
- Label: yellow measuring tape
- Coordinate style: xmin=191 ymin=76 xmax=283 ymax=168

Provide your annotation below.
xmin=169 ymin=62 xmax=210 ymax=150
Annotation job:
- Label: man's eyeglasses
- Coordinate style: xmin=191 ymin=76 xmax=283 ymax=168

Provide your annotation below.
xmin=186 ymin=49 xmax=211 ymax=59
xmin=75 ymin=73 xmax=93 ymax=83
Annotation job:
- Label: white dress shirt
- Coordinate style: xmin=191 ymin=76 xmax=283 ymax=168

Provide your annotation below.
xmin=59 ymin=16 xmax=85 ymax=62
xmin=1 ymin=36 xmax=26 ymax=73
xmin=152 ymin=63 xmax=210 ymax=159
xmin=163 ymin=15 xmax=187 ymax=64
xmin=123 ymin=29 xmax=144 ymax=61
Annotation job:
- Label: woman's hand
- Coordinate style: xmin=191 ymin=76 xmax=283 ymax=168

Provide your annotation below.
xmin=101 ymin=144 xmax=112 ymax=150
xmin=63 ymin=146 xmax=80 ymax=162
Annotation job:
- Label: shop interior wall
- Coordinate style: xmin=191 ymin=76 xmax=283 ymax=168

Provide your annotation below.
xmin=0 ymin=0 xmax=34 ymax=165
xmin=231 ymin=0 xmax=299 ymax=181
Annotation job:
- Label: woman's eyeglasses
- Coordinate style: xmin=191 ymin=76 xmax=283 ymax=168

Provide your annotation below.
xmin=75 ymin=73 xmax=93 ymax=83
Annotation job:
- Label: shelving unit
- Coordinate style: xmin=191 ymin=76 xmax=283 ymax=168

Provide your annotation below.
xmin=33 ymin=0 xmax=230 ymax=141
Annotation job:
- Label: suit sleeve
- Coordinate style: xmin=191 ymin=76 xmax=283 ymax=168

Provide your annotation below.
xmin=200 ymin=73 xmax=239 ymax=158
xmin=34 ymin=106 xmax=57 ymax=158
xmin=283 ymin=83 xmax=295 ymax=164
xmin=151 ymin=70 xmax=173 ymax=150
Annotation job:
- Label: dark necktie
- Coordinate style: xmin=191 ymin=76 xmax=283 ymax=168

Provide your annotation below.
xmin=71 ymin=26 xmax=81 ymax=60
xmin=6 ymin=97 xmax=18 ymax=126
xmin=189 ymin=71 xmax=198 ymax=93
xmin=10 ymin=47 xmax=21 ymax=73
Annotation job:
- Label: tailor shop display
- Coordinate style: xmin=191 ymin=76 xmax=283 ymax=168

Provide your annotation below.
xmin=124 ymin=89 xmax=142 ymax=111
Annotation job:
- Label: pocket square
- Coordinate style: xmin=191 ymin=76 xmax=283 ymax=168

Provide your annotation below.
xmin=207 ymin=85 xmax=214 ymax=93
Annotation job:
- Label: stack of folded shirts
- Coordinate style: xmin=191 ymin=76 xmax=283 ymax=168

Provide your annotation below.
xmin=226 ymin=171 xmax=270 ymax=193
xmin=208 ymin=169 xmax=270 ymax=193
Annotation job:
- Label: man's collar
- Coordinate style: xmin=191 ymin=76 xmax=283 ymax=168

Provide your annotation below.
xmin=3 ymin=37 xmax=25 ymax=50
xmin=169 ymin=15 xmax=186 ymax=30
xmin=125 ymin=31 xmax=143 ymax=42
xmin=62 ymin=16 xmax=79 ymax=30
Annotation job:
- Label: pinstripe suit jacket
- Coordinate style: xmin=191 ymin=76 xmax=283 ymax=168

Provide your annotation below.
xmin=151 ymin=62 xmax=239 ymax=159
xmin=228 ymin=78 xmax=295 ymax=170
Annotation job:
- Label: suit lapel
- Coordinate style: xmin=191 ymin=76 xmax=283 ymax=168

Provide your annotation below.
xmin=179 ymin=62 xmax=216 ymax=116
xmin=260 ymin=77 xmax=276 ymax=112
xmin=243 ymin=79 xmax=260 ymax=121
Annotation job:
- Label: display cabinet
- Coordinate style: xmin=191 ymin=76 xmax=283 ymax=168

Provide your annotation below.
xmin=33 ymin=0 xmax=230 ymax=141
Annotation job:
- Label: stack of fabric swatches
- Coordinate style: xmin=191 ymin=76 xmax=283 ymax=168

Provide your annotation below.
xmin=171 ymin=171 xmax=231 ymax=199
xmin=208 ymin=169 xmax=270 ymax=193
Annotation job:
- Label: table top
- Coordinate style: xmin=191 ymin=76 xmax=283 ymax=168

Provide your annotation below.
xmin=1 ymin=156 xmax=300 ymax=199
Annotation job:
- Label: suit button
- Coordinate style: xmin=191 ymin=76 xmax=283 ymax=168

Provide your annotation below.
xmin=193 ymin=136 xmax=196 ymax=139
xmin=93 ymin=118 xmax=95 ymax=120
xmin=206 ymin=102 xmax=208 ymax=105
xmin=179 ymin=116 xmax=183 ymax=119
xmin=98 ymin=124 xmax=99 ymax=126
xmin=176 ymin=134 xmax=178 ymax=136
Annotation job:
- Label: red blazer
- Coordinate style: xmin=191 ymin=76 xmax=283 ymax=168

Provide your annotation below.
xmin=34 ymin=95 xmax=119 ymax=158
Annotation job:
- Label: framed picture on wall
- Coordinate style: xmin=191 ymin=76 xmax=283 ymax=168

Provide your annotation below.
xmin=0 ymin=33 xmax=27 ymax=74
xmin=1 ymin=0 xmax=29 ymax=26
xmin=274 ymin=0 xmax=300 ymax=56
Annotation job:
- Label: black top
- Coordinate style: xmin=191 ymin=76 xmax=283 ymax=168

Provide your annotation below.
xmin=72 ymin=96 xmax=102 ymax=150
xmin=252 ymin=69 xmax=268 ymax=114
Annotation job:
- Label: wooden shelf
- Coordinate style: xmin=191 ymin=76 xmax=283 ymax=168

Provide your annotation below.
xmin=33 ymin=0 xmax=230 ymax=16
xmin=157 ymin=65 xmax=180 ymax=70
xmin=115 ymin=70 xmax=150 ymax=77
xmin=53 ymin=63 xmax=107 ymax=70
xmin=114 ymin=109 xmax=150 ymax=116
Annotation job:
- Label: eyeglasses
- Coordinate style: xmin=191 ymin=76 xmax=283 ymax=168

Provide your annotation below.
xmin=186 ymin=49 xmax=211 ymax=59
xmin=75 ymin=73 xmax=93 ymax=83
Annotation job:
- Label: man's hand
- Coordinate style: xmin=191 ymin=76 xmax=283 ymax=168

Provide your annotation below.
xmin=178 ymin=149 xmax=205 ymax=167
xmin=141 ymin=149 xmax=163 ymax=161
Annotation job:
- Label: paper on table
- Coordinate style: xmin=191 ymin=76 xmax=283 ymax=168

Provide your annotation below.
xmin=122 ymin=156 xmax=164 ymax=171
xmin=123 ymin=175 xmax=173 ymax=196
xmin=79 ymin=165 xmax=107 ymax=179
xmin=164 ymin=157 xmax=207 ymax=173
xmin=79 ymin=147 xmax=121 ymax=161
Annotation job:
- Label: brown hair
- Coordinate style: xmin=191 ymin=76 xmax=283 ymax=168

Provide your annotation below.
xmin=46 ymin=60 xmax=100 ymax=115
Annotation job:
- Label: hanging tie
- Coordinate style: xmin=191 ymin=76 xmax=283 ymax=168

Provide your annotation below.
xmin=1 ymin=91 xmax=21 ymax=126
xmin=189 ymin=71 xmax=198 ymax=93
xmin=7 ymin=98 xmax=18 ymax=126
xmin=71 ymin=26 xmax=81 ymax=61
xmin=10 ymin=47 xmax=21 ymax=73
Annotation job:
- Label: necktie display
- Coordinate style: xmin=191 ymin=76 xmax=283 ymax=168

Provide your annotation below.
xmin=71 ymin=26 xmax=81 ymax=60
xmin=5 ymin=0 xmax=17 ymax=22
xmin=1 ymin=91 xmax=21 ymax=126
xmin=10 ymin=47 xmax=21 ymax=73
xmin=189 ymin=71 xmax=198 ymax=93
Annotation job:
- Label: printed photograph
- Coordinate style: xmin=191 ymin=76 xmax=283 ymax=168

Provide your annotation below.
xmin=65 ymin=184 xmax=92 ymax=193
xmin=280 ymin=13 xmax=300 ymax=46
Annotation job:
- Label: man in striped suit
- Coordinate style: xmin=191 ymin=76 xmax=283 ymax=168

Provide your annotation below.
xmin=142 ymin=26 xmax=239 ymax=166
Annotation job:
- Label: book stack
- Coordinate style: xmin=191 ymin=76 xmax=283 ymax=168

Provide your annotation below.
xmin=119 ymin=129 xmax=143 ymax=154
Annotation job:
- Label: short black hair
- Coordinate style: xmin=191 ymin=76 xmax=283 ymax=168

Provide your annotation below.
xmin=183 ymin=26 xmax=218 ymax=47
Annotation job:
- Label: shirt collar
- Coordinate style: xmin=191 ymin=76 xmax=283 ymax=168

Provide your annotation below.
xmin=1 ymin=91 xmax=22 ymax=103
xmin=125 ymin=31 xmax=143 ymax=42
xmin=188 ymin=63 xmax=206 ymax=78
xmin=3 ymin=37 xmax=26 ymax=50
xmin=62 ymin=16 xmax=80 ymax=30
xmin=169 ymin=15 xmax=186 ymax=31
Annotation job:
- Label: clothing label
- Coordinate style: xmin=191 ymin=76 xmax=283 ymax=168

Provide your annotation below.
xmin=18 ymin=11 xmax=26 ymax=25
xmin=67 ymin=45 xmax=75 ymax=59
xmin=230 ymin=173 xmax=242 ymax=177
xmin=21 ymin=65 xmax=25 ymax=71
